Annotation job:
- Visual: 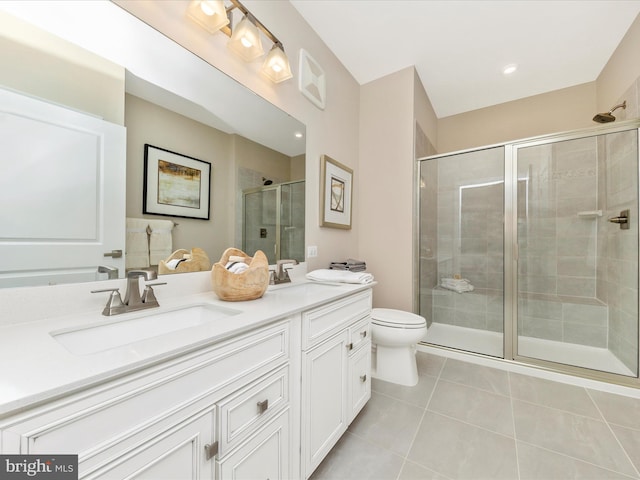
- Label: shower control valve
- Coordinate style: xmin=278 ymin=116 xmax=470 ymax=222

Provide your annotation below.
xmin=608 ymin=209 xmax=630 ymax=230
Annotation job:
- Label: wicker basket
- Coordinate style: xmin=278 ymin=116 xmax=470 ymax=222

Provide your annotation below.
xmin=158 ymin=248 xmax=211 ymax=275
xmin=211 ymin=248 xmax=269 ymax=301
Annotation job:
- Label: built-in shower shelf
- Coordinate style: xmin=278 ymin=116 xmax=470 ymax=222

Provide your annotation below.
xmin=577 ymin=210 xmax=603 ymax=218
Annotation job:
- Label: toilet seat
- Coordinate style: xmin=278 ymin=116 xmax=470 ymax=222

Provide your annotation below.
xmin=371 ymin=308 xmax=426 ymax=329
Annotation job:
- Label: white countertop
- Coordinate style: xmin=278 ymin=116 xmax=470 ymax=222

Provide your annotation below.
xmin=0 ymin=276 xmax=373 ymax=418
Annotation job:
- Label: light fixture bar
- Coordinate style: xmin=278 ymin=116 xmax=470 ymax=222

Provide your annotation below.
xmin=223 ymin=0 xmax=280 ymax=46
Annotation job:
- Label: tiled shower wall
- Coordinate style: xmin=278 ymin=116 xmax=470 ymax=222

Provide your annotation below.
xmin=598 ymin=129 xmax=639 ymax=373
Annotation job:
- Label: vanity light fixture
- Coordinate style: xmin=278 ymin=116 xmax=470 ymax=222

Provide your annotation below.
xmin=186 ymin=0 xmax=229 ymax=34
xmin=186 ymin=0 xmax=293 ymax=83
xmin=261 ymin=42 xmax=293 ymax=83
xmin=227 ymin=14 xmax=264 ymax=61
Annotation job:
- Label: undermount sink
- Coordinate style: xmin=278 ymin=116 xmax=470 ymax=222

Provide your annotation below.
xmin=51 ymin=304 xmax=241 ymax=355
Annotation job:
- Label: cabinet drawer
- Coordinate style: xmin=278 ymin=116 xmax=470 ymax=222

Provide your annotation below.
xmin=218 ymin=365 xmax=289 ymax=457
xmin=3 ymin=321 xmax=289 ymax=472
xmin=348 ymin=316 xmax=370 ymax=353
xmin=349 ymin=341 xmax=371 ymax=423
xmin=302 ymin=290 xmax=372 ymax=350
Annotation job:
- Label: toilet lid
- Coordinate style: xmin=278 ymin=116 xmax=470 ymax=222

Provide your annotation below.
xmin=371 ymin=308 xmax=426 ymax=327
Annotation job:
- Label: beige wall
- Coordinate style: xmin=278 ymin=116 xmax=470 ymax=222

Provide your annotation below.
xmin=437 ymin=82 xmax=597 ymax=154
xmin=0 ymin=10 xmax=124 ymax=124
xmin=597 ymin=13 xmax=640 ymax=113
xmin=359 ymin=67 xmax=418 ymax=310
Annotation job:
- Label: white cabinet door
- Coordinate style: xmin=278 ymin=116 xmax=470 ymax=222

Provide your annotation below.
xmin=302 ymin=330 xmax=349 ymax=477
xmin=0 ymin=87 xmax=126 ymax=287
xmin=217 ymin=409 xmax=290 ymax=480
xmin=85 ymin=407 xmax=215 ymax=480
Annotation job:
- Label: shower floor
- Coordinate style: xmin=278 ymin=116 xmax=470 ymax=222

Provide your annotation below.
xmin=425 ymin=322 xmax=634 ymax=377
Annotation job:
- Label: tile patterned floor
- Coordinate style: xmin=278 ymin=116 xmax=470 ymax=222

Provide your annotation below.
xmin=310 ymin=352 xmax=640 ymax=480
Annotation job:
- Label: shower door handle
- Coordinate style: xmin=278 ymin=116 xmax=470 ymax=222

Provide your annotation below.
xmin=608 ymin=209 xmax=630 ymax=230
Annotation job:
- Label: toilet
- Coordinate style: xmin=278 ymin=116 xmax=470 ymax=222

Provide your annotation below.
xmin=371 ymin=308 xmax=427 ymax=386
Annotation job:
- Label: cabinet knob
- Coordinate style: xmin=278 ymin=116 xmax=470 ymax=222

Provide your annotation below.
xmin=257 ymin=399 xmax=269 ymax=414
xmin=346 ymin=342 xmax=354 ymax=351
xmin=360 ymin=374 xmax=367 ymax=382
xmin=361 ymin=330 xmax=367 ymax=338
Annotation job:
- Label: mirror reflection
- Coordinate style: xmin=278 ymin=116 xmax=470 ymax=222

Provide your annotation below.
xmin=0 ymin=3 xmax=306 ymax=288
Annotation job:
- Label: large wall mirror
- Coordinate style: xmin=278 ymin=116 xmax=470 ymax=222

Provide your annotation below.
xmin=0 ymin=2 xmax=306 ymax=288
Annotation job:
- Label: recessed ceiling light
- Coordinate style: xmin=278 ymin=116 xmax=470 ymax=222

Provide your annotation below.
xmin=503 ymin=64 xmax=518 ymax=75
xmin=295 ymin=132 xmax=303 ymax=138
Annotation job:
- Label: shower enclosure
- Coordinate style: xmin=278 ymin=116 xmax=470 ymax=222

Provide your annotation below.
xmin=243 ymin=180 xmax=305 ymax=264
xmin=418 ymin=122 xmax=639 ymax=381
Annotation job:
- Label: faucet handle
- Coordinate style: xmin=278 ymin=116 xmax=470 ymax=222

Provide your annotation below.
xmin=91 ymin=288 xmax=126 ymax=316
xmin=141 ymin=282 xmax=166 ymax=307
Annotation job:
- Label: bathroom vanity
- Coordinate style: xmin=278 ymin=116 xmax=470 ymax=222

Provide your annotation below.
xmin=0 ymin=274 xmax=373 ymax=479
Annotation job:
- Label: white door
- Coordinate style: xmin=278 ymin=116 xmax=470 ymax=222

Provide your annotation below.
xmin=0 ymin=87 xmax=126 ymax=287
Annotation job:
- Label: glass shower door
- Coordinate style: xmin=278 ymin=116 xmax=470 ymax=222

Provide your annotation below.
xmin=243 ymin=181 xmax=305 ymax=265
xmin=419 ymin=146 xmax=505 ymax=357
xmin=279 ymin=181 xmax=305 ymax=261
xmin=243 ymin=186 xmax=278 ymax=264
xmin=514 ymin=129 xmax=639 ymax=376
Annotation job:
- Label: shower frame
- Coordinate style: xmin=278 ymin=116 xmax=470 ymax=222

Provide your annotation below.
xmin=242 ymin=179 xmax=305 ymax=263
xmin=416 ymin=119 xmax=640 ymax=387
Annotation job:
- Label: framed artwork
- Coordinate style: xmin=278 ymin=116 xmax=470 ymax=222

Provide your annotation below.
xmin=320 ymin=155 xmax=353 ymax=229
xmin=143 ymin=144 xmax=211 ymax=220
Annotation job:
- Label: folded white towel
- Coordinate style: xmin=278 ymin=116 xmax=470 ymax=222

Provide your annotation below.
xmin=306 ymin=269 xmax=374 ymax=284
xmin=148 ymin=220 xmax=174 ymax=265
xmin=126 ymin=218 xmax=150 ymax=269
xmin=440 ymin=277 xmax=474 ymax=293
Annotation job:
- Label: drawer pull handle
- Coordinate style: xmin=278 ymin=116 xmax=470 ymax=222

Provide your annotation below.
xmin=204 ymin=441 xmax=219 ymax=461
xmin=257 ymin=399 xmax=269 ymax=413
xmin=360 ymin=374 xmax=367 ymax=382
xmin=347 ymin=342 xmax=354 ymax=351
xmin=361 ymin=331 xmax=367 ymax=338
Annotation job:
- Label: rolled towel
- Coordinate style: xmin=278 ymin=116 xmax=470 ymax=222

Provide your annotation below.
xmin=306 ymin=269 xmax=374 ymax=284
xmin=225 ymin=261 xmax=249 ymax=274
xmin=440 ymin=277 xmax=474 ymax=293
xmin=166 ymin=258 xmax=187 ymax=270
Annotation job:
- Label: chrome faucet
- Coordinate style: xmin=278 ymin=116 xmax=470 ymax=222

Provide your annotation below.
xmin=124 ymin=270 xmax=159 ymax=311
xmin=271 ymin=259 xmax=299 ymax=285
xmin=92 ymin=269 xmax=165 ymax=316
xmin=97 ymin=265 xmax=119 ymax=280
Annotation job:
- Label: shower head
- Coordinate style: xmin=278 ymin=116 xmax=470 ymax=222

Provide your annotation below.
xmin=592 ymin=101 xmax=626 ymax=123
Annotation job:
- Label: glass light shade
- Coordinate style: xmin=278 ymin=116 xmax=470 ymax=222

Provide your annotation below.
xmin=186 ymin=0 xmax=229 ymax=34
xmin=261 ymin=44 xmax=293 ymax=83
xmin=227 ymin=15 xmax=264 ymax=62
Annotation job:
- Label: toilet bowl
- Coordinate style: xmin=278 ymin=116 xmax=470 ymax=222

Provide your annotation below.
xmin=371 ymin=308 xmax=427 ymax=386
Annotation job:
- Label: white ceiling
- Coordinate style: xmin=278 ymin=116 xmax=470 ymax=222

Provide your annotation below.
xmin=290 ymin=0 xmax=640 ymax=118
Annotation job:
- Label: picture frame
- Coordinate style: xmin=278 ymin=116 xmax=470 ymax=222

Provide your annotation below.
xmin=143 ymin=144 xmax=211 ymax=220
xmin=320 ymin=155 xmax=353 ymax=229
